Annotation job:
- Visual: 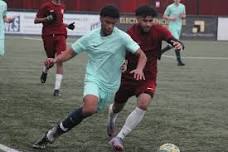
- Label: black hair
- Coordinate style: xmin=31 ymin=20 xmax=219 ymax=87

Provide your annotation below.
xmin=100 ymin=5 xmax=120 ymax=19
xmin=135 ymin=5 xmax=158 ymax=17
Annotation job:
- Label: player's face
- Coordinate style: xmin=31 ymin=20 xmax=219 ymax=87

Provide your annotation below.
xmin=137 ymin=16 xmax=154 ymax=33
xmin=52 ymin=0 xmax=62 ymax=4
xmin=100 ymin=17 xmax=118 ymax=36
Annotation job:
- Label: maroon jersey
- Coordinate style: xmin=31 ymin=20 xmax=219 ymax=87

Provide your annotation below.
xmin=36 ymin=1 xmax=67 ymax=36
xmin=123 ymin=24 xmax=173 ymax=80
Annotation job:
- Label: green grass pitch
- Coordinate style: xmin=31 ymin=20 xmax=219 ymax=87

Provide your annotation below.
xmin=0 ymin=36 xmax=228 ymax=152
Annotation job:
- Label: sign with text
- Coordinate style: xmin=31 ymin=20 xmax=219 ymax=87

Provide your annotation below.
xmin=5 ymin=11 xmax=100 ymax=36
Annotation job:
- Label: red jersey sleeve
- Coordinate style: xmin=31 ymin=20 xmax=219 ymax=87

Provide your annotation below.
xmin=157 ymin=25 xmax=173 ymax=41
xmin=36 ymin=3 xmax=48 ymax=18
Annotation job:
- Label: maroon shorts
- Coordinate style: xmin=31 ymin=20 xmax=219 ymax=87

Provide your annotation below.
xmin=115 ymin=78 xmax=157 ymax=103
xmin=42 ymin=35 xmax=66 ymax=58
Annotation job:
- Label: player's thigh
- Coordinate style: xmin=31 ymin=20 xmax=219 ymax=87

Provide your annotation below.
xmin=42 ymin=36 xmax=55 ymax=58
xmin=98 ymin=89 xmax=117 ymax=112
xmin=83 ymin=82 xmax=99 ymax=113
xmin=136 ymin=79 xmax=156 ymax=98
xmin=55 ymin=35 xmax=66 ymax=56
xmin=136 ymin=80 xmax=156 ymax=110
xmin=114 ymin=81 xmax=135 ymax=104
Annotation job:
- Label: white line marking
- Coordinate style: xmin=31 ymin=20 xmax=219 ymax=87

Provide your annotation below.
xmin=22 ymin=37 xmax=41 ymax=41
xmin=0 ymin=144 xmax=21 ymax=152
xmin=8 ymin=36 xmax=228 ymax=61
xmin=163 ymin=55 xmax=228 ymax=60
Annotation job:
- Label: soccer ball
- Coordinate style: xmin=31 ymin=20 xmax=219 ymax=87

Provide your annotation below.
xmin=157 ymin=143 xmax=180 ymax=152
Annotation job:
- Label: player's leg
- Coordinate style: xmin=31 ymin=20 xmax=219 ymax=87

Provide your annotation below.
xmin=114 ymin=93 xmax=152 ymax=138
xmin=33 ymin=82 xmax=99 ymax=149
xmin=40 ymin=36 xmax=55 ymax=83
xmin=33 ymin=95 xmax=98 ymax=149
xmin=107 ymin=82 xmax=134 ymax=138
xmin=53 ymin=35 xmax=66 ymax=96
xmin=110 ymin=81 xmax=155 ymax=151
xmin=173 ymin=29 xmax=185 ymax=66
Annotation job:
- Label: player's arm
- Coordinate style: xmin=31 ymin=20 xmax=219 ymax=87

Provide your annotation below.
xmin=130 ymin=48 xmax=147 ymax=80
xmin=163 ymin=14 xmax=176 ymax=21
xmin=180 ymin=5 xmax=186 ymax=19
xmin=3 ymin=16 xmax=14 ymax=23
xmin=2 ymin=9 xmax=14 ymax=23
xmin=180 ymin=13 xmax=186 ymax=19
xmin=45 ymin=47 xmax=77 ymax=68
xmin=34 ymin=10 xmax=57 ymax=24
xmin=34 ymin=16 xmax=48 ymax=24
xmin=167 ymin=37 xmax=184 ymax=50
xmin=163 ymin=7 xmax=176 ymax=21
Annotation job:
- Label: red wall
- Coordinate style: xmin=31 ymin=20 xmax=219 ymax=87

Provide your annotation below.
xmin=7 ymin=0 xmax=228 ymax=16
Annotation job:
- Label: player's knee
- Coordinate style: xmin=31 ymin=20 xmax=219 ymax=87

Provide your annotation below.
xmin=137 ymin=100 xmax=151 ymax=111
xmin=83 ymin=95 xmax=98 ymax=114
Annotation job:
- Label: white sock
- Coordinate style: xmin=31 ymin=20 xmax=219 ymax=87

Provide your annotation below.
xmin=117 ymin=107 xmax=145 ymax=140
xmin=108 ymin=104 xmax=119 ymax=125
xmin=54 ymin=74 xmax=63 ymax=90
xmin=42 ymin=65 xmax=48 ymax=73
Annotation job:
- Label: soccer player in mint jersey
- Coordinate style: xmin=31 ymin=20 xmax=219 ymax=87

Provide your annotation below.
xmin=163 ymin=0 xmax=186 ymax=66
xmin=108 ymin=5 xmax=184 ymax=152
xmin=0 ymin=0 xmax=14 ymax=56
xmin=32 ymin=5 xmax=147 ymax=149
xmin=34 ymin=0 xmax=75 ymax=96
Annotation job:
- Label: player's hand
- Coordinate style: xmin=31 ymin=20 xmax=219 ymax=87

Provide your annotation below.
xmin=169 ymin=16 xmax=177 ymax=21
xmin=179 ymin=13 xmax=186 ymax=19
xmin=120 ymin=60 xmax=128 ymax=73
xmin=67 ymin=22 xmax=75 ymax=30
xmin=130 ymin=69 xmax=145 ymax=80
xmin=46 ymin=10 xmax=57 ymax=23
xmin=170 ymin=40 xmax=184 ymax=50
xmin=44 ymin=58 xmax=56 ymax=69
xmin=8 ymin=16 xmax=15 ymax=23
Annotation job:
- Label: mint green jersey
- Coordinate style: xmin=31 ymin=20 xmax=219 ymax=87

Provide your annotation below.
xmin=72 ymin=27 xmax=139 ymax=92
xmin=164 ymin=3 xmax=185 ymax=39
xmin=0 ymin=0 xmax=7 ymax=56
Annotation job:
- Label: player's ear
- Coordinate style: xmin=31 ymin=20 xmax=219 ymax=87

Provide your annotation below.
xmin=136 ymin=16 xmax=142 ymax=23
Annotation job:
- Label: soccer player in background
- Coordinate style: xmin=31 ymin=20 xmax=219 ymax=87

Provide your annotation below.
xmin=0 ymin=0 xmax=15 ymax=56
xmin=163 ymin=0 xmax=186 ymax=66
xmin=34 ymin=0 xmax=75 ymax=96
xmin=32 ymin=5 xmax=147 ymax=149
xmin=107 ymin=5 xmax=184 ymax=152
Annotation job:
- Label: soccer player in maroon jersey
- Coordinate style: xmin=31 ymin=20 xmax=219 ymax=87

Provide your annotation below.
xmin=108 ymin=5 xmax=184 ymax=151
xmin=34 ymin=0 xmax=75 ymax=96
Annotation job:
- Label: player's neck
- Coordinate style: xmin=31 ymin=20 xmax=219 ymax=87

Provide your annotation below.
xmin=51 ymin=0 xmax=61 ymax=5
xmin=174 ymin=2 xmax=180 ymax=6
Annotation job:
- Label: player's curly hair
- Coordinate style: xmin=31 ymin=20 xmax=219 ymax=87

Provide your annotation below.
xmin=135 ymin=5 xmax=158 ymax=17
xmin=100 ymin=5 xmax=120 ymax=19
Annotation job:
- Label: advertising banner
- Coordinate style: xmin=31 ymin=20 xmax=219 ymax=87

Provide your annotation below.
xmin=181 ymin=16 xmax=218 ymax=40
xmin=217 ymin=17 xmax=228 ymax=41
xmin=5 ymin=11 xmax=100 ymax=36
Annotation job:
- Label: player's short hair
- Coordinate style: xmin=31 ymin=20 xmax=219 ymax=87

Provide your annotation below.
xmin=100 ymin=5 xmax=120 ymax=19
xmin=135 ymin=5 xmax=158 ymax=18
